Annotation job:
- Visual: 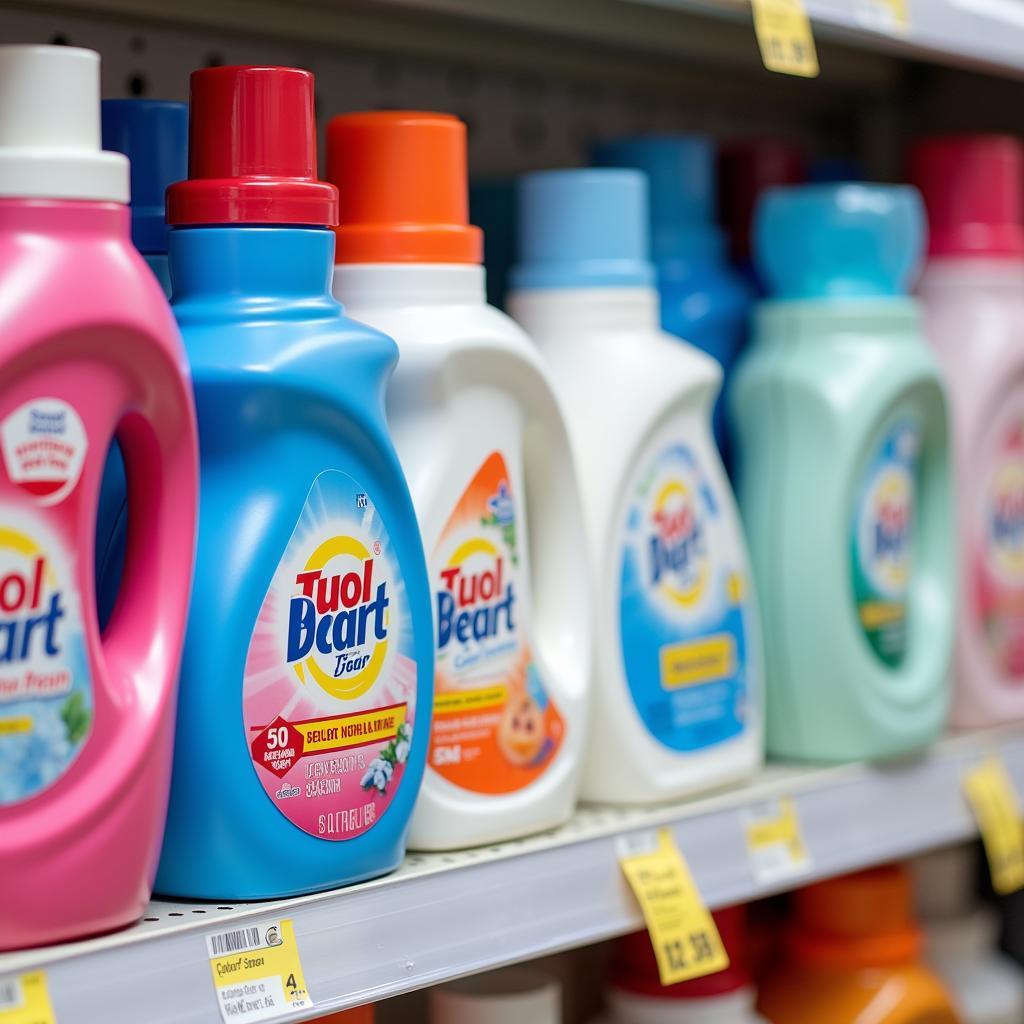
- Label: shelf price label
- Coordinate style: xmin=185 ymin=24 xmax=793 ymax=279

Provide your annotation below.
xmin=751 ymin=0 xmax=820 ymax=78
xmin=964 ymin=755 xmax=1024 ymax=895
xmin=857 ymin=0 xmax=910 ymax=33
xmin=0 ymin=971 xmax=56 ymax=1024
xmin=743 ymin=796 xmax=812 ymax=885
xmin=618 ymin=828 xmax=729 ymax=985
xmin=206 ymin=918 xmax=313 ymax=1024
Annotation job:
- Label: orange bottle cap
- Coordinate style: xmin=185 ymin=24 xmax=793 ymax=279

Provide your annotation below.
xmin=788 ymin=865 xmax=922 ymax=968
xmin=314 ymin=1007 xmax=373 ymax=1024
xmin=326 ymin=110 xmax=483 ymax=265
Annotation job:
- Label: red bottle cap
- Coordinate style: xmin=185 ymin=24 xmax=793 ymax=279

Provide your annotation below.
xmin=609 ymin=905 xmax=751 ymax=1000
xmin=166 ymin=65 xmax=337 ymax=227
xmin=907 ymin=135 xmax=1024 ymax=259
xmin=326 ymin=110 xmax=483 ymax=264
xmin=717 ymin=140 xmax=806 ymax=263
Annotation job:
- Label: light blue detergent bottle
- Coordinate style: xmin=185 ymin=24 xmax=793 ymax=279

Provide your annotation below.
xmin=732 ymin=184 xmax=954 ymax=762
xmin=593 ymin=136 xmax=752 ymax=466
xmin=95 ymin=100 xmax=187 ymax=627
xmin=155 ymin=65 xmax=433 ymax=899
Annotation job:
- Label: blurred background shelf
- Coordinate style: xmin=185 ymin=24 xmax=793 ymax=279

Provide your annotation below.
xmin=3 ymin=724 xmax=1022 ymax=1024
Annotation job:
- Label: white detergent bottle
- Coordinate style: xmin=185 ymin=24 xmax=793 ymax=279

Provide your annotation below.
xmin=913 ymin=845 xmax=1024 ymax=1024
xmin=509 ymin=169 xmax=763 ymax=804
xmin=328 ymin=112 xmax=592 ymax=850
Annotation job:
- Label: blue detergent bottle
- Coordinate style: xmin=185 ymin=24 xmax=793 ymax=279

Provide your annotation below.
xmin=155 ymin=65 xmax=433 ymax=899
xmin=95 ymin=100 xmax=188 ymax=627
xmin=593 ymin=136 xmax=752 ymax=466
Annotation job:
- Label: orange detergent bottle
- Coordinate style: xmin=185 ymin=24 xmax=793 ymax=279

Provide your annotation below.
xmin=758 ymin=865 xmax=960 ymax=1024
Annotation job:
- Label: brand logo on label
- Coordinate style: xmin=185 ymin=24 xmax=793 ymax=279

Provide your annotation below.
xmin=0 ymin=534 xmax=66 ymax=668
xmin=865 ymin=470 xmax=911 ymax=594
xmin=648 ymin=479 xmax=708 ymax=607
xmin=437 ymin=543 xmax=516 ymax=650
xmin=989 ymin=459 xmax=1024 ymax=580
xmin=286 ymin=536 xmax=389 ymax=701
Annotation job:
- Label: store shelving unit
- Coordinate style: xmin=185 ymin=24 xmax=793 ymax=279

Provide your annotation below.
xmin=2 ymin=725 xmax=1022 ymax=1023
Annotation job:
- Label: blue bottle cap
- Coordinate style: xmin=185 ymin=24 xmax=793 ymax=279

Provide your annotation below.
xmin=754 ymin=183 xmax=925 ymax=300
xmin=101 ymin=99 xmax=187 ymax=255
xmin=592 ymin=135 xmax=725 ymax=262
xmin=511 ymin=168 xmax=654 ymax=291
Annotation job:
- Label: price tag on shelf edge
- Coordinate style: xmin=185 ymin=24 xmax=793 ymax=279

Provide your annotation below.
xmin=963 ymin=754 xmax=1024 ymax=896
xmin=856 ymin=0 xmax=909 ymax=33
xmin=0 ymin=971 xmax=56 ymax=1024
xmin=618 ymin=828 xmax=729 ymax=986
xmin=743 ymin=796 xmax=812 ymax=885
xmin=750 ymin=0 xmax=820 ymax=78
xmin=206 ymin=918 xmax=313 ymax=1024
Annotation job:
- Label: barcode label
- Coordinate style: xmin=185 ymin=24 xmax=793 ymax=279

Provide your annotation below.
xmin=0 ymin=978 xmax=23 ymax=1010
xmin=206 ymin=926 xmax=264 ymax=958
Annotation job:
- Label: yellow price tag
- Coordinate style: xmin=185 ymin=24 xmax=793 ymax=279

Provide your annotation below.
xmin=619 ymin=828 xmax=729 ymax=985
xmin=743 ymin=796 xmax=812 ymax=885
xmin=751 ymin=0 xmax=820 ymax=78
xmin=859 ymin=0 xmax=909 ymax=31
xmin=964 ymin=756 xmax=1024 ymax=895
xmin=0 ymin=971 xmax=56 ymax=1024
xmin=206 ymin=919 xmax=313 ymax=1023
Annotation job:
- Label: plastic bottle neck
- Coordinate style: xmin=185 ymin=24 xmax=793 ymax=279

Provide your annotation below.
xmin=0 ymin=196 xmax=129 ymax=238
xmin=509 ymin=285 xmax=661 ymax=335
xmin=332 ymin=262 xmax=486 ymax=307
xmin=169 ymin=226 xmax=336 ymax=305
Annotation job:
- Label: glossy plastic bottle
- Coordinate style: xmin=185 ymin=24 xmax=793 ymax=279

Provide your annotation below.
xmin=593 ymin=137 xmax=752 ymax=465
xmin=597 ymin=907 xmax=767 ymax=1024
xmin=328 ymin=112 xmax=591 ymax=849
xmin=431 ymin=968 xmax=561 ymax=1024
xmin=732 ymin=184 xmax=954 ymax=762
xmin=155 ymin=69 xmax=433 ymax=899
xmin=509 ymin=170 xmax=762 ymax=804
xmin=96 ymin=99 xmax=188 ymax=628
xmin=759 ymin=866 xmax=960 ymax=1024
xmin=910 ymin=136 xmax=1024 ymax=728
xmin=0 ymin=45 xmax=198 ymax=948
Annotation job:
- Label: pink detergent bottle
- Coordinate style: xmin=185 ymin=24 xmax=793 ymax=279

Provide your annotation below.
xmin=911 ymin=135 xmax=1024 ymax=728
xmin=0 ymin=45 xmax=199 ymax=948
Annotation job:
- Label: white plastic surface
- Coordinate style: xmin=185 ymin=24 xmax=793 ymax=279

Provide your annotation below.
xmin=333 ymin=262 xmax=593 ymax=850
xmin=604 ymin=985 xmax=767 ymax=1024
xmin=508 ymin=285 xmax=763 ymax=803
xmin=0 ymin=45 xmax=126 ymax=202
xmin=918 ymin=258 xmax=1024 ymax=728
xmin=430 ymin=967 xmax=561 ymax=1024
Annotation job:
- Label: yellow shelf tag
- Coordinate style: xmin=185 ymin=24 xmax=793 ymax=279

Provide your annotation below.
xmin=206 ymin=919 xmax=313 ymax=1023
xmin=618 ymin=828 xmax=729 ymax=985
xmin=743 ymin=796 xmax=812 ymax=885
xmin=751 ymin=0 xmax=820 ymax=78
xmin=859 ymin=0 xmax=910 ymax=32
xmin=0 ymin=971 xmax=56 ymax=1024
xmin=964 ymin=755 xmax=1024 ymax=895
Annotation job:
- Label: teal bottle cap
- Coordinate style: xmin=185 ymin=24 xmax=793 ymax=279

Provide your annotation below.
xmin=755 ymin=183 xmax=925 ymax=300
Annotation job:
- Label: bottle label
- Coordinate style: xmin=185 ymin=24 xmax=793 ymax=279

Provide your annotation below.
xmin=428 ymin=451 xmax=563 ymax=793
xmin=850 ymin=417 xmax=921 ymax=667
xmin=1 ymin=398 xmax=88 ymax=507
xmin=0 ymin=510 xmax=92 ymax=806
xmin=975 ymin=406 xmax=1024 ymax=678
xmin=619 ymin=438 xmax=752 ymax=752
xmin=242 ymin=470 xmax=417 ymax=841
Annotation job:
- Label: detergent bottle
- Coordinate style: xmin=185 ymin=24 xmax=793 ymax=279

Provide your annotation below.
xmin=509 ymin=169 xmax=762 ymax=804
xmin=758 ymin=865 xmax=960 ymax=1024
xmin=327 ymin=112 xmax=591 ymax=850
xmin=913 ymin=844 xmax=1024 ymax=1024
xmin=95 ymin=99 xmax=188 ymax=627
xmin=910 ymin=136 xmax=1024 ymax=728
xmin=597 ymin=907 xmax=767 ymax=1024
xmin=431 ymin=968 xmax=562 ymax=1024
xmin=593 ymin=137 xmax=752 ymax=466
xmin=155 ymin=68 xmax=433 ymax=899
xmin=0 ymin=45 xmax=198 ymax=948
xmin=732 ymin=184 xmax=954 ymax=762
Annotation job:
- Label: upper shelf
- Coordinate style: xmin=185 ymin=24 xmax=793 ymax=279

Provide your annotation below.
xmin=1 ymin=725 xmax=1021 ymax=1024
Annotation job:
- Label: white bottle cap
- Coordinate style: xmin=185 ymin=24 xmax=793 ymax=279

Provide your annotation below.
xmin=0 ymin=45 xmax=128 ymax=202
xmin=429 ymin=967 xmax=560 ymax=1024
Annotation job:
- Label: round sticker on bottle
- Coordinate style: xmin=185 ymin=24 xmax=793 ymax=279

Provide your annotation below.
xmin=242 ymin=470 xmax=418 ymax=841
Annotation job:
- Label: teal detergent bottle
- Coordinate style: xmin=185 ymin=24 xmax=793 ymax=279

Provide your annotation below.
xmin=732 ymin=184 xmax=954 ymax=761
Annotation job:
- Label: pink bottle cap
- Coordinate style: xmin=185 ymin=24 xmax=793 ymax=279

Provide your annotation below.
xmin=907 ymin=135 xmax=1024 ymax=259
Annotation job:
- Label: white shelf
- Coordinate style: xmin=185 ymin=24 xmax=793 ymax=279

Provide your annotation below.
xmin=3 ymin=725 xmax=1023 ymax=1023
